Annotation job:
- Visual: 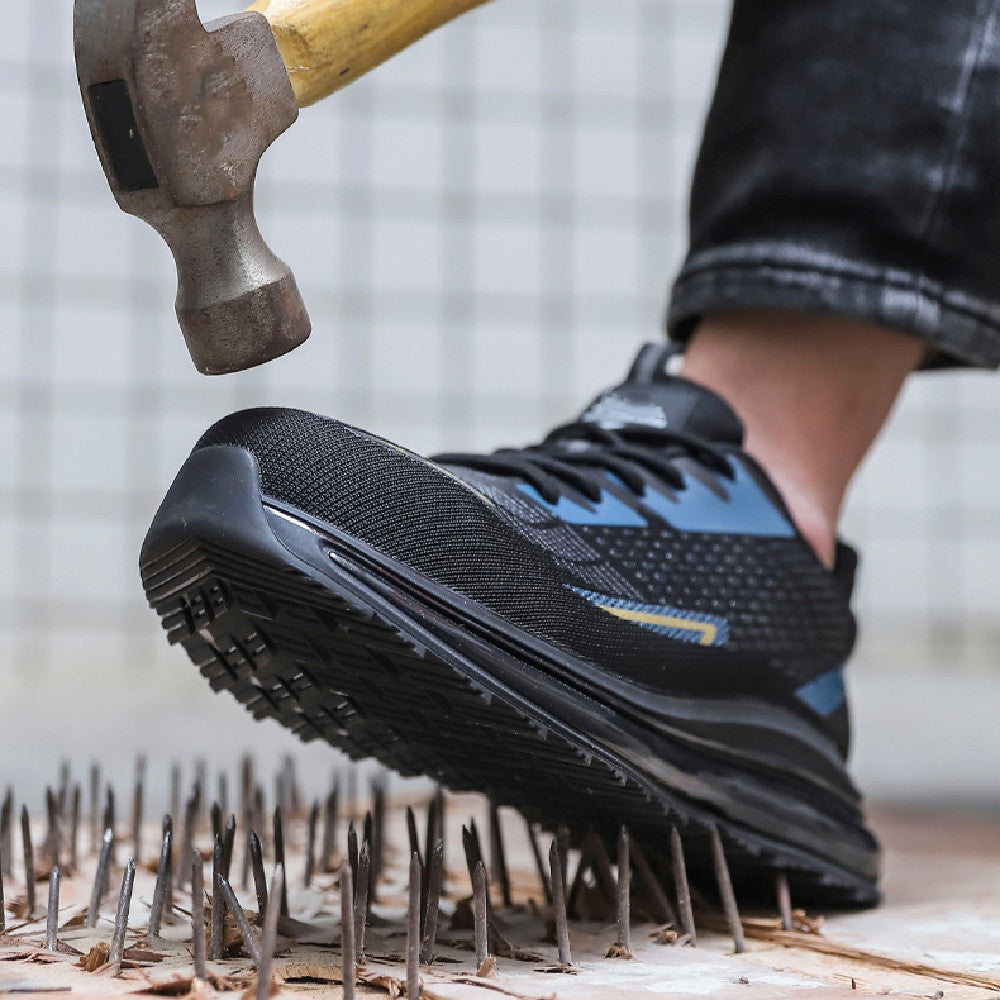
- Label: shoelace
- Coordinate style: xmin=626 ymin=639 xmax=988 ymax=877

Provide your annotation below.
xmin=435 ymin=421 xmax=735 ymax=505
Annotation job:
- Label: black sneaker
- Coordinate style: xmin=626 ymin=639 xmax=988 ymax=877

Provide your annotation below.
xmin=141 ymin=343 xmax=879 ymax=907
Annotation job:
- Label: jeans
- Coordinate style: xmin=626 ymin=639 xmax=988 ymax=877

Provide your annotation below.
xmin=667 ymin=0 xmax=1000 ymax=369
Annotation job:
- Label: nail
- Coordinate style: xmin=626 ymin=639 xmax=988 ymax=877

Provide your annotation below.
xmin=162 ymin=816 xmax=174 ymax=914
xmin=777 ymin=871 xmax=793 ymax=932
xmin=616 ymin=827 xmax=631 ymax=953
xmin=109 ymin=859 xmax=136 ymax=977
xmin=473 ymin=860 xmax=488 ymax=971
xmin=371 ymin=781 xmax=386 ymax=884
xmin=1 ymin=788 xmax=12 ymax=879
xmin=557 ymin=826 xmax=570 ymax=894
xmin=256 ymin=865 xmax=283 ymax=1000
xmin=347 ymin=822 xmax=359 ymax=890
xmin=193 ymin=760 xmax=206 ymax=829
xmin=549 ymin=840 xmax=571 ymax=966
xmin=218 ymin=875 xmax=262 ymax=966
xmin=57 ymin=763 xmax=70 ymax=816
xmin=222 ymin=815 xmax=236 ymax=881
xmin=104 ymin=787 xmax=116 ymax=868
xmin=169 ymin=765 xmax=181 ymax=828
xmin=249 ymin=831 xmax=268 ymax=920
xmin=340 ymin=860 xmax=356 ymax=1000
xmin=710 ymin=828 xmax=744 ymax=954
xmin=131 ymin=776 xmax=144 ymax=865
xmin=69 ymin=787 xmax=80 ymax=874
xmin=488 ymin=803 xmax=512 ymax=909
xmin=88 ymin=764 xmax=100 ymax=853
xmin=191 ymin=850 xmax=207 ymax=980
xmin=20 ymin=807 xmax=34 ymax=918
xmin=668 ymin=827 xmax=697 ymax=945
xmin=407 ymin=853 xmax=421 ymax=998
xmin=630 ymin=837 xmax=677 ymax=927
xmin=45 ymin=788 xmax=60 ymax=870
xmin=217 ymin=774 xmax=229 ymax=820
xmin=427 ymin=788 xmax=445 ymax=859
xmin=240 ymin=756 xmax=253 ymax=819
xmin=362 ymin=813 xmax=374 ymax=902
xmin=304 ymin=801 xmax=318 ymax=889
xmin=211 ymin=803 xmax=222 ymax=846
xmin=177 ymin=796 xmax=195 ymax=891
xmin=149 ymin=829 xmax=173 ymax=939
xmin=321 ymin=787 xmax=338 ymax=874
xmin=525 ymin=821 xmax=553 ymax=905
xmin=210 ymin=835 xmax=225 ymax=961
xmin=86 ymin=829 xmax=114 ymax=928
xmin=420 ymin=839 xmax=445 ymax=966
xmin=273 ymin=807 xmax=289 ymax=917
xmin=461 ymin=824 xmax=481 ymax=885
xmin=45 ymin=867 xmax=59 ymax=952
xmin=406 ymin=808 xmax=423 ymax=870
xmin=354 ymin=842 xmax=370 ymax=964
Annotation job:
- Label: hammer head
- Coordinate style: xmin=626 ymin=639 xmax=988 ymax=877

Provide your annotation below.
xmin=74 ymin=0 xmax=310 ymax=375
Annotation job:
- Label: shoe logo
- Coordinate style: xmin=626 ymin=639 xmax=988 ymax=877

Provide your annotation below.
xmin=569 ymin=587 xmax=729 ymax=647
xmin=581 ymin=393 xmax=668 ymax=430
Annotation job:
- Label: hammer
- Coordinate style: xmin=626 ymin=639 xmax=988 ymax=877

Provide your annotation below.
xmin=74 ymin=0 xmax=490 ymax=375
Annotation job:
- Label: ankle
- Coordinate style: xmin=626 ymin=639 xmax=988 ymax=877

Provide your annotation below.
xmin=682 ymin=308 xmax=925 ymax=568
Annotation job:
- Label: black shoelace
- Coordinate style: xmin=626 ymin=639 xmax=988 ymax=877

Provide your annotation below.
xmin=435 ymin=421 xmax=735 ymax=505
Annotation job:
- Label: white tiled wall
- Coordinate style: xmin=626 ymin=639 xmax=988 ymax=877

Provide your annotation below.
xmin=0 ymin=0 xmax=998 ymax=796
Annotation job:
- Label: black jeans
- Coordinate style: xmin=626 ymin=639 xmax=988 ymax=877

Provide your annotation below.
xmin=668 ymin=0 xmax=1000 ymax=369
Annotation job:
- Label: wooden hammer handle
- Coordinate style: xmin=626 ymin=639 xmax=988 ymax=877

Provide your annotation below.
xmin=246 ymin=0 xmax=492 ymax=108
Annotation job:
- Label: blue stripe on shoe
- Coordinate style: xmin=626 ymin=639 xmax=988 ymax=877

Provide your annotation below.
xmin=796 ymin=668 xmax=847 ymax=716
xmin=639 ymin=460 xmax=796 ymax=537
xmin=516 ymin=484 xmax=647 ymax=527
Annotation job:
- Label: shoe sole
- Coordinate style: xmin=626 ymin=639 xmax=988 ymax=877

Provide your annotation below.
xmin=141 ymin=446 xmax=881 ymax=909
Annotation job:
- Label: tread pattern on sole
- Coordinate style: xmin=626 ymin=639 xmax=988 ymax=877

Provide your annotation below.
xmin=141 ymin=534 xmax=877 ymax=908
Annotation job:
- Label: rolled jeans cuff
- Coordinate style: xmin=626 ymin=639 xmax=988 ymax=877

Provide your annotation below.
xmin=668 ymin=243 xmax=1000 ymax=370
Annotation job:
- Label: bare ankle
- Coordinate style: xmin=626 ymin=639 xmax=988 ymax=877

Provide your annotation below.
xmin=682 ymin=309 xmax=925 ymax=568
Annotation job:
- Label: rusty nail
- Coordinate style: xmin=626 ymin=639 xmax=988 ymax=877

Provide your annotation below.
xmin=149 ymin=828 xmax=173 ymax=939
xmin=669 ymin=827 xmax=696 ymax=945
xmin=473 ymin=860 xmax=489 ymax=972
xmin=256 ymin=864 xmax=283 ymax=1000
xmin=354 ymin=841 xmax=370 ymax=964
xmin=420 ymin=839 xmax=445 ymax=966
xmin=249 ymin=831 xmax=268 ymax=920
xmin=616 ymin=827 xmax=631 ymax=954
xmin=45 ymin=867 xmax=59 ymax=952
xmin=20 ymin=806 xmax=34 ymax=918
xmin=488 ymin=802 xmax=512 ymax=909
xmin=86 ymin=828 xmax=114 ymax=928
xmin=340 ymin=860 xmax=356 ymax=1000
xmin=525 ymin=820 xmax=553 ymax=905
xmin=273 ymin=807 xmax=289 ymax=917
xmin=304 ymin=801 xmax=318 ymax=889
xmin=710 ymin=828 xmax=744 ymax=954
xmin=407 ymin=853 xmax=421 ymax=998
xmin=109 ymin=858 xmax=136 ymax=977
xmin=191 ymin=849 xmax=207 ymax=980
xmin=218 ymin=874 xmax=262 ymax=966
xmin=210 ymin=835 xmax=225 ymax=961
xmin=777 ymin=871 xmax=793 ymax=932
xmin=549 ymin=839 xmax=571 ymax=966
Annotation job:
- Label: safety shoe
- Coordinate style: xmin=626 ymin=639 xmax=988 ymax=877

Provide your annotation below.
xmin=141 ymin=343 xmax=880 ymax=906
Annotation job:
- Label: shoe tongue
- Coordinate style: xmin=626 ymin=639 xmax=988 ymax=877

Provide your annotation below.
xmin=578 ymin=343 xmax=745 ymax=445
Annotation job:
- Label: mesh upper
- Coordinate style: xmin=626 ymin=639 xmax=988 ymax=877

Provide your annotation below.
xmin=196 ymin=406 xmax=856 ymax=746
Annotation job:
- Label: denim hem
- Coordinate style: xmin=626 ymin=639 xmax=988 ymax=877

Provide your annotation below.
xmin=666 ymin=244 xmax=1000 ymax=370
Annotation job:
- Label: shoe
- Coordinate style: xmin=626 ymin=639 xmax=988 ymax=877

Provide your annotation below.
xmin=140 ymin=343 xmax=880 ymax=907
